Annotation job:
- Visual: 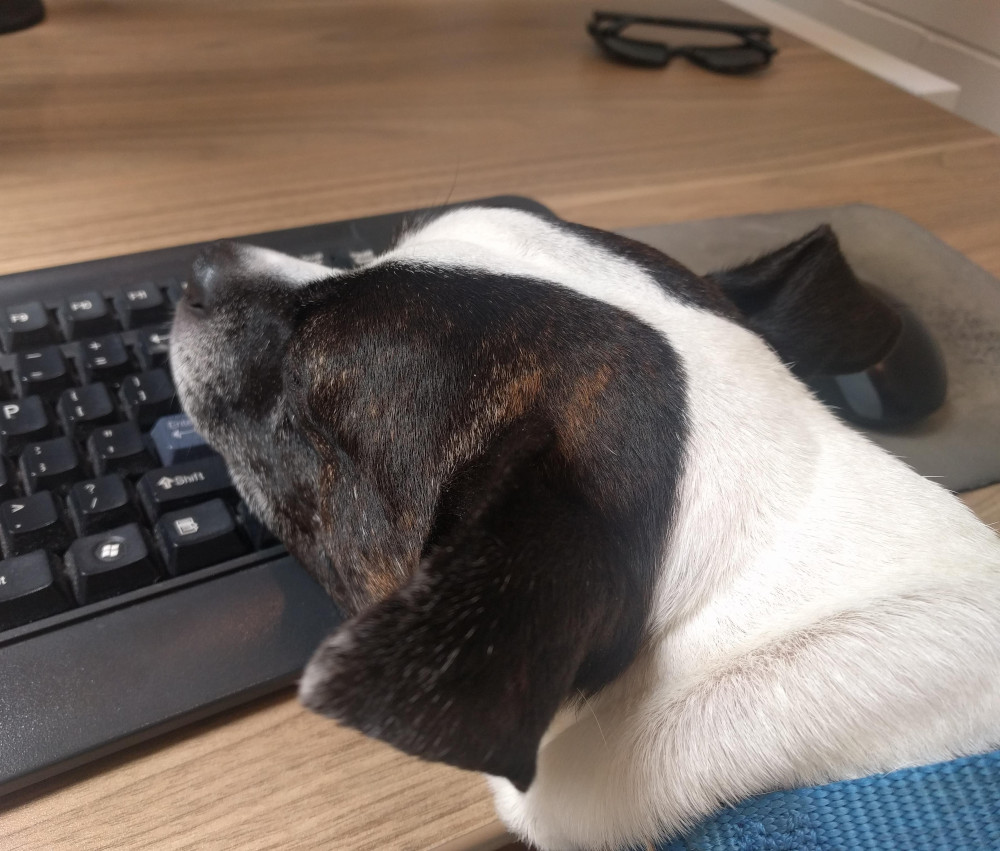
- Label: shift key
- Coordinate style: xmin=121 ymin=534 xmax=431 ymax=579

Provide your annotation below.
xmin=137 ymin=455 xmax=237 ymax=520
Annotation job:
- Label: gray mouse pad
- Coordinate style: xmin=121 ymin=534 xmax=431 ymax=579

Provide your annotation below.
xmin=618 ymin=204 xmax=1000 ymax=493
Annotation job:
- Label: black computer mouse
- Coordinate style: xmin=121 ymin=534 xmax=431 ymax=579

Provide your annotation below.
xmin=708 ymin=225 xmax=947 ymax=429
xmin=806 ymin=297 xmax=947 ymax=428
xmin=0 ymin=0 xmax=44 ymax=35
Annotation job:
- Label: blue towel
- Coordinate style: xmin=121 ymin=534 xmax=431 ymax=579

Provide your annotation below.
xmin=653 ymin=748 xmax=1000 ymax=850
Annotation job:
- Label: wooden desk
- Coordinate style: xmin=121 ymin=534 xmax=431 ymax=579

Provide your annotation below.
xmin=1 ymin=1 xmax=998 ymax=848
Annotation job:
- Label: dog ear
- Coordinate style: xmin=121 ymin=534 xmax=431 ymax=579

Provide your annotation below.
xmin=707 ymin=225 xmax=902 ymax=377
xmin=298 ymin=415 xmax=643 ymax=791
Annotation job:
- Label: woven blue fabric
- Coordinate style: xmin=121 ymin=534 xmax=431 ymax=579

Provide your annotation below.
xmin=652 ymin=748 xmax=1000 ymax=851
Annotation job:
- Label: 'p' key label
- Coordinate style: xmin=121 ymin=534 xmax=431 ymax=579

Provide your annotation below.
xmin=0 ymin=396 xmax=53 ymax=454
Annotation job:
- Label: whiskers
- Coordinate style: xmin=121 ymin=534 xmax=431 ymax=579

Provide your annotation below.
xmin=577 ymin=689 xmax=609 ymax=750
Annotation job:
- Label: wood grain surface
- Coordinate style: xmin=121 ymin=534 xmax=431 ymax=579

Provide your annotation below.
xmin=0 ymin=0 xmax=997 ymax=848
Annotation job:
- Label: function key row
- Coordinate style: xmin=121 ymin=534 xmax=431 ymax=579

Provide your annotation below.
xmin=0 ymin=284 xmax=177 ymax=352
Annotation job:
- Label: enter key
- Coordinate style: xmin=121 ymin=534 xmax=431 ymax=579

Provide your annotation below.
xmin=150 ymin=413 xmax=214 ymax=466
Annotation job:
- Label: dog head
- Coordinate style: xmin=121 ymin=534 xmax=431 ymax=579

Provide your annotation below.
xmin=170 ymin=206 xmax=891 ymax=789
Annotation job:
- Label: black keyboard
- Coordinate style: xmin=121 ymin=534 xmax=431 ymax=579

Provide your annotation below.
xmin=0 ymin=195 xmax=551 ymax=795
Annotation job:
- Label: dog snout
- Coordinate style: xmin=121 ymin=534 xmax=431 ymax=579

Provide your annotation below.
xmin=185 ymin=240 xmax=243 ymax=314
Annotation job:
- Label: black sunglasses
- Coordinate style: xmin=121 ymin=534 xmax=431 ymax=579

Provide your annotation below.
xmin=587 ymin=11 xmax=777 ymax=74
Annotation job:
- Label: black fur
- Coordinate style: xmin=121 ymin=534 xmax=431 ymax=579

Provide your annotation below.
xmin=176 ymin=212 xmax=903 ymax=791
xmin=707 ymin=225 xmax=902 ymax=376
xmin=281 ymin=263 xmax=689 ymax=787
xmin=564 ymin=222 xmax=740 ymax=319
xmin=176 ymin=238 xmax=693 ymax=788
xmin=301 ymin=414 xmax=638 ymax=789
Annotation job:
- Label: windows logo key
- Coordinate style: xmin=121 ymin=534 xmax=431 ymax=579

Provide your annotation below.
xmin=96 ymin=536 xmax=126 ymax=562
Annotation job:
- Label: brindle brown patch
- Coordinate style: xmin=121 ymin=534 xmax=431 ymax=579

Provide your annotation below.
xmin=501 ymin=367 xmax=544 ymax=418
xmin=560 ymin=363 xmax=615 ymax=453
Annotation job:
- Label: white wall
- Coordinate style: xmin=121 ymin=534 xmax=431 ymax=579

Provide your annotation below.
xmin=750 ymin=0 xmax=1000 ymax=134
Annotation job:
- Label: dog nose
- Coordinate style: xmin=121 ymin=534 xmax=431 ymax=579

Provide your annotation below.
xmin=185 ymin=240 xmax=240 ymax=314
xmin=181 ymin=276 xmax=210 ymax=314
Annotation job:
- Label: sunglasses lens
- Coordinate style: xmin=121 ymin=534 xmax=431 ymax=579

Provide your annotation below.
xmin=596 ymin=34 xmax=671 ymax=68
xmin=685 ymin=45 xmax=772 ymax=73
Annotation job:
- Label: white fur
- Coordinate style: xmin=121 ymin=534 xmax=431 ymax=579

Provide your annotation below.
xmin=375 ymin=208 xmax=1000 ymax=850
xmin=238 ymin=244 xmax=339 ymax=285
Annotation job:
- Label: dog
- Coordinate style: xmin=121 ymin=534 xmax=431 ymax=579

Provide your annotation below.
xmin=170 ymin=204 xmax=1000 ymax=851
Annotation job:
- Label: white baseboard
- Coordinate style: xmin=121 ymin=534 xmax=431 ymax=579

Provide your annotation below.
xmin=722 ymin=0 xmax=961 ymax=109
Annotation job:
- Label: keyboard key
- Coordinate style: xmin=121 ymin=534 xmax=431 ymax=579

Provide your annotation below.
xmin=63 ymin=523 xmax=158 ymax=604
xmin=165 ymin=281 xmax=184 ymax=306
xmin=0 ymin=550 xmax=72 ymax=630
xmin=57 ymin=384 xmax=117 ymax=439
xmin=76 ymin=334 xmax=132 ymax=384
xmin=329 ymin=232 xmax=376 ymax=268
xmin=67 ymin=475 xmax=139 ymax=536
xmin=57 ymin=292 xmax=118 ymax=340
xmin=0 ymin=492 xmax=71 ymax=558
xmin=237 ymin=502 xmax=280 ymax=549
xmin=150 ymin=413 xmax=212 ymax=466
xmin=137 ymin=455 xmax=236 ymax=519
xmin=0 ymin=302 xmax=56 ymax=352
xmin=119 ymin=370 xmax=178 ymax=428
xmin=135 ymin=324 xmax=172 ymax=370
xmin=86 ymin=422 xmax=156 ymax=477
xmin=155 ymin=498 xmax=248 ymax=576
xmin=0 ymin=459 xmax=15 ymax=502
xmin=114 ymin=284 xmax=170 ymax=329
xmin=20 ymin=437 xmax=84 ymax=495
xmin=0 ymin=396 xmax=54 ymax=455
xmin=14 ymin=347 xmax=72 ymax=398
